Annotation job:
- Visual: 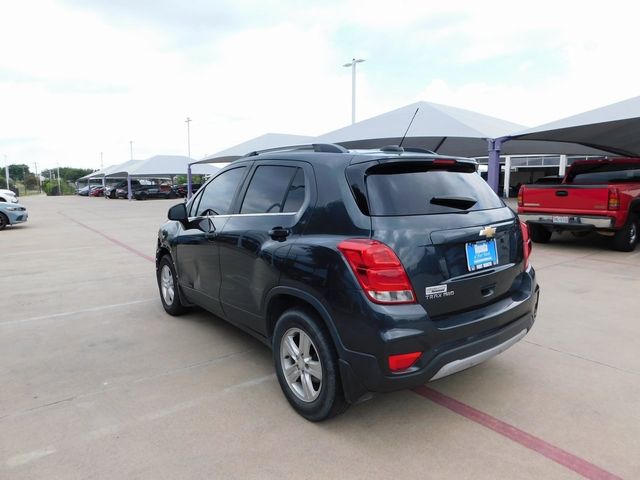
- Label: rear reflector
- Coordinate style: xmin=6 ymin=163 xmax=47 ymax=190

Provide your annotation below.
xmin=520 ymin=221 xmax=532 ymax=269
xmin=389 ymin=352 xmax=422 ymax=372
xmin=338 ymin=239 xmax=416 ymax=304
xmin=608 ymin=188 xmax=620 ymax=210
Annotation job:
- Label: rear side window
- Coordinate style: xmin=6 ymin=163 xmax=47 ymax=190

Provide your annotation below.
xmin=193 ymin=167 xmax=246 ymax=216
xmin=241 ymin=165 xmax=305 ymax=214
xmin=367 ymin=166 xmax=503 ymax=216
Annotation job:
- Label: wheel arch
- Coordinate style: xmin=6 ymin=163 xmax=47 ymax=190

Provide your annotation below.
xmin=628 ymin=198 xmax=640 ymax=216
xmin=264 ymin=287 xmax=344 ymax=354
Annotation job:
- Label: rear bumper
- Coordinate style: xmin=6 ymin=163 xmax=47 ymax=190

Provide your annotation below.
xmin=519 ymin=213 xmax=614 ymax=229
xmin=337 ymin=268 xmax=539 ymax=403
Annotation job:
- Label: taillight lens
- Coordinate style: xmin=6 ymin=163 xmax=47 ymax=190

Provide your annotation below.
xmin=520 ymin=221 xmax=532 ymax=269
xmin=608 ymin=188 xmax=620 ymax=210
xmin=517 ymin=186 xmax=524 ymax=207
xmin=388 ymin=352 xmax=422 ymax=372
xmin=338 ymin=239 xmax=416 ymax=304
xmin=433 ymin=159 xmax=456 ymax=166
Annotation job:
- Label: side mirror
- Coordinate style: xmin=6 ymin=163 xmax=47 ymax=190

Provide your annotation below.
xmin=168 ymin=203 xmax=188 ymax=223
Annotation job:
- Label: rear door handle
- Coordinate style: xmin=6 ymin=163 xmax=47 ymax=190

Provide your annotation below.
xmin=555 ymin=190 xmax=568 ymax=197
xmin=269 ymin=227 xmax=290 ymax=241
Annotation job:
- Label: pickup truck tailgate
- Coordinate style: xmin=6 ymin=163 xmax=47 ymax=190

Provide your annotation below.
xmin=522 ymin=185 xmax=610 ymax=212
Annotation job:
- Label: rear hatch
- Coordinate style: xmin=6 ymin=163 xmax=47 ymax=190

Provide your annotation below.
xmin=349 ymin=158 xmax=525 ymax=318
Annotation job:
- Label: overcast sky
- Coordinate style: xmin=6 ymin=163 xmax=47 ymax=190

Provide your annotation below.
xmin=2 ymin=0 xmax=640 ymax=171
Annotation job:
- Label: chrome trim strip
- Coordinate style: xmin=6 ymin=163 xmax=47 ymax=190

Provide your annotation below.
xmin=519 ymin=214 xmax=614 ymax=229
xmin=430 ymin=329 xmax=528 ymax=381
xmin=188 ymin=212 xmax=298 ymax=220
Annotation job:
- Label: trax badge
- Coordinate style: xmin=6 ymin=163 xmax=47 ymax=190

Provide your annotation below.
xmin=479 ymin=226 xmax=497 ymax=238
xmin=425 ymin=284 xmax=455 ymax=300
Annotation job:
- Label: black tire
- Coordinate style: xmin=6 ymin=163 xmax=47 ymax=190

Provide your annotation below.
xmin=273 ymin=308 xmax=349 ymax=422
xmin=0 ymin=212 xmax=8 ymax=231
xmin=156 ymin=255 xmax=188 ymax=315
xmin=529 ymin=224 xmax=552 ymax=243
xmin=167 ymin=191 xmax=177 ymax=199
xmin=612 ymin=214 xmax=638 ymax=252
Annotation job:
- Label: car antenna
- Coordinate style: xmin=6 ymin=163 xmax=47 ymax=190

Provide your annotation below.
xmin=398 ymin=107 xmax=419 ymax=148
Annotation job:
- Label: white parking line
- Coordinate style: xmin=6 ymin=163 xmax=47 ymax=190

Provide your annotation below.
xmin=5 ymin=447 xmax=56 ymax=468
xmin=1 ymin=246 xmax=96 ymax=257
xmin=0 ymin=299 xmax=156 ymax=327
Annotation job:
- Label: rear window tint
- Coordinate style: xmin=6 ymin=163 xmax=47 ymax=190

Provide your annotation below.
xmin=367 ymin=170 xmax=503 ymax=216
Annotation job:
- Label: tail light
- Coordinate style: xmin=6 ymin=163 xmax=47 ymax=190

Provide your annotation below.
xmin=520 ymin=221 xmax=532 ymax=269
xmin=608 ymin=188 xmax=620 ymax=210
xmin=517 ymin=186 xmax=524 ymax=207
xmin=433 ymin=159 xmax=456 ymax=166
xmin=388 ymin=352 xmax=422 ymax=372
xmin=338 ymin=239 xmax=416 ymax=304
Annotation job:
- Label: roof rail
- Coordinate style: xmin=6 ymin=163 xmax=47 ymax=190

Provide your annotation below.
xmin=403 ymin=147 xmax=437 ymax=155
xmin=242 ymin=143 xmax=348 ymax=158
xmin=312 ymin=143 xmax=348 ymax=153
xmin=380 ymin=145 xmax=404 ymax=153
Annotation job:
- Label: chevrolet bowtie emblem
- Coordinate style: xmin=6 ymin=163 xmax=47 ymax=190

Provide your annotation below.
xmin=479 ymin=226 xmax=496 ymax=238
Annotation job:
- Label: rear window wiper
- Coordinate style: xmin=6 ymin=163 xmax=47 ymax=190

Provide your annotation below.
xmin=430 ymin=196 xmax=477 ymax=210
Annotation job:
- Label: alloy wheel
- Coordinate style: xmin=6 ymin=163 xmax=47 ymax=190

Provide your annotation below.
xmin=160 ymin=265 xmax=175 ymax=305
xmin=280 ymin=328 xmax=323 ymax=402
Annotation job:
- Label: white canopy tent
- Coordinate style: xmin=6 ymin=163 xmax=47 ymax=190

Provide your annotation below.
xmin=314 ymin=101 xmax=609 ymax=191
xmin=511 ymin=95 xmax=640 ymax=157
xmin=102 ymin=156 xmax=219 ymax=200
xmin=315 ymin=101 xmax=524 ymax=156
xmin=187 ymin=133 xmax=314 ymax=198
xmin=200 ymin=133 xmax=315 ymax=163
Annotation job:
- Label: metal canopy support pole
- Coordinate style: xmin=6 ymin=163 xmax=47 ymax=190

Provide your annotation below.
xmin=127 ymin=174 xmax=132 ymax=201
xmin=559 ymin=154 xmax=568 ymax=177
xmin=102 ymin=176 xmax=106 ymax=199
xmin=487 ymin=138 xmax=503 ymax=193
xmin=503 ymin=155 xmax=512 ymax=198
xmin=187 ymin=164 xmax=193 ymax=200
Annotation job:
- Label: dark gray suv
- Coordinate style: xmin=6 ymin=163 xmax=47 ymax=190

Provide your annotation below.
xmin=156 ymin=144 xmax=540 ymax=421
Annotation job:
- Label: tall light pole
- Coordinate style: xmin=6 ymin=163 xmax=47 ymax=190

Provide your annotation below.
xmin=56 ymin=164 xmax=61 ymax=195
xmin=185 ymin=117 xmax=192 ymax=158
xmin=100 ymin=151 xmax=104 ymax=170
xmin=34 ymin=162 xmax=41 ymax=193
xmin=129 ymin=141 xmax=133 ymax=161
xmin=4 ymin=155 xmax=9 ymax=189
xmin=343 ymin=58 xmax=365 ymax=124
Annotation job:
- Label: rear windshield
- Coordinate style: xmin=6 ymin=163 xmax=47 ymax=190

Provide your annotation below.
xmin=567 ymin=163 xmax=640 ymax=184
xmin=366 ymin=167 xmax=503 ymax=216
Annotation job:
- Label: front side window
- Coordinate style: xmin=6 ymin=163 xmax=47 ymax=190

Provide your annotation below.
xmin=194 ymin=167 xmax=246 ymax=216
xmin=240 ymin=165 xmax=305 ymax=214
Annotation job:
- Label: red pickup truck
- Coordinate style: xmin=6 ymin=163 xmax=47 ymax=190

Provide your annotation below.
xmin=518 ymin=158 xmax=640 ymax=251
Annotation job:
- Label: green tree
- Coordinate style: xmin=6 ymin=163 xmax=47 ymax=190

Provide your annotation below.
xmin=0 ymin=175 xmax=17 ymax=193
xmin=8 ymin=164 xmax=30 ymax=181
xmin=25 ymin=174 xmax=39 ymax=191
